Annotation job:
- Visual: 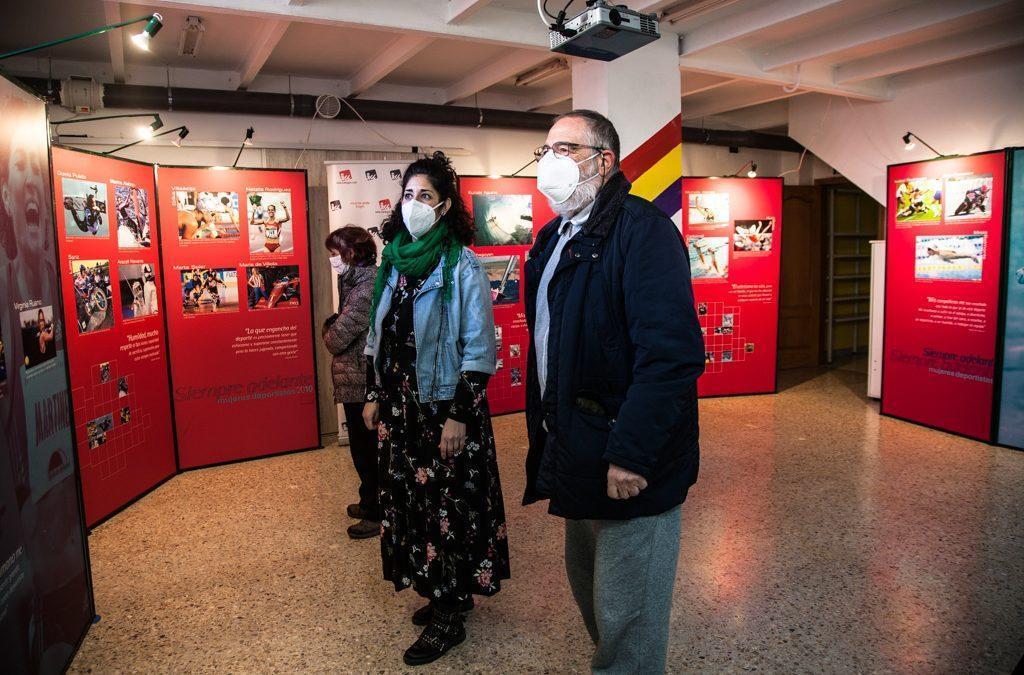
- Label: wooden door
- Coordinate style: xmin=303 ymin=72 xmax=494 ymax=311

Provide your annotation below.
xmin=778 ymin=186 xmax=823 ymax=368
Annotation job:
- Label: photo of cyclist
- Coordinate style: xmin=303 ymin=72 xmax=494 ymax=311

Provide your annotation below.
xmin=69 ymin=259 xmax=114 ymax=334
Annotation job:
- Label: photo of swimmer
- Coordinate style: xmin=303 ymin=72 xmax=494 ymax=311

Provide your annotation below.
xmin=19 ymin=306 xmax=57 ymax=370
xmin=181 ymin=267 xmax=239 ymax=314
xmin=175 ymin=190 xmax=241 ymax=240
xmin=69 ymin=259 xmax=115 ymax=334
xmin=248 ymin=191 xmax=294 ymax=254
xmin=115 ymin=185 xmax=151 ymax=248
xmin=687 ymin=191 xmax=729 ymax=224
xmin=472 ymin=194 xmax=533 ymax=246
xmin=119 ymin=264 xmax=159 ymax=320
xmin=915 ymin=234 xmax=985 ymax=281
xmin=686 ymin=236 xmax=729 ymax=279
xmin=247 ymin=265 xmax=301 ymax=309
xmin=481 ymin=255 xmax=521 ymax=306
xmin=733 ymin=219 xmax=774 ymax=252
xmin=62 ymin=177 xmax=109 ymax=237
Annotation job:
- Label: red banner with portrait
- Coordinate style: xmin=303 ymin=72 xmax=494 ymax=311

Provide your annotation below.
xmin=156 ymin=166 xmax=319 ymax=468
xmin=461 ymin=176 xmax=555 ymax=415
xmin=681 ymin=177 xmax=783 ymax=397
xmin=881 ymin=150 xmax=1007 ymax=441
xmin=51 ymin=146 xmax=176 ymax=526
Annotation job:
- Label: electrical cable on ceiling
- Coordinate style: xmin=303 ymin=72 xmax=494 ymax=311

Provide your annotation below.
xmin=340 ymin=97 xmax=402 ymax=147
xmin=842 ymin=95 xmax=897 ymax=163
xmin=510 ymin=156 xmax=537 ymax=177
xmin=782 ymin=64 xmax=802 ymax=94
xmin=293 ymin=94 xmax=340 ymax=168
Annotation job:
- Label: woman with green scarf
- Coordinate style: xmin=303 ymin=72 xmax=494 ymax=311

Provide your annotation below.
xmin=362 ymin=152 xmax=510 ymax=666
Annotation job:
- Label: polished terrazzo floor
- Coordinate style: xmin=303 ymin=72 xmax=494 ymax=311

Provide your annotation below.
xmin=71 ymin=364 xmax=1024 ymax=673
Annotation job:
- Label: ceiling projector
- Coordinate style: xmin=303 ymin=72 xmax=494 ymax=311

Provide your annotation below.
xmin=548 ymin=1 xmax=660 ymax=61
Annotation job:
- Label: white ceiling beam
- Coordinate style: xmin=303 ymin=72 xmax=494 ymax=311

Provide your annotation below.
xmin=834 ymin=21 xmax=1024 ymax=83
xmin=447 ymin=0 xmax=493 ymax=24
xmin=679 ymin=0 xmax=846 ymax=56
xmin=143 ymin=0 xmax=550 ymax=49
xmin=237 ymin=19 xmax=289 ymax=89
xmin=761 ymin=0 xmax=1013 ymax=71
xmin=682 ymin=84 xmax=804 ymax=119
xmin=527 ymin=85 xmax=572 ymax=111
xmin=682 ymin=76 xmax=738 ymax=97
xmin=102 ymin=1 xmax=126 ymax=84
xmin=443 ymin=50 xmax=553 ymax=104
xmin=350 ymin=35 xmax=434 ymax=96
xmin=680 ymin=47 xmax=889 ymax=101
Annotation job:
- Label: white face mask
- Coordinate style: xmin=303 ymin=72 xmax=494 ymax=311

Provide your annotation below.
xmin=536 ymin=150 xmax=601 ymax=204
xmin=402 ymin=199 xmax=446 ymax=240
xmin=329 ymin=254 xmax=348 ymax=274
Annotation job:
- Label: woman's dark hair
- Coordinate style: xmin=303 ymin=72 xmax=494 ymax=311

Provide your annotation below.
xmin=325 ymin=225 xmax=377 ymax=266
xmin=380 ymin=151 xmax=474 ymax=246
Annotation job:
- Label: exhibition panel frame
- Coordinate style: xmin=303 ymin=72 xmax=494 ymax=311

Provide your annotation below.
xmin=50 ymin=146 xmax=178 ymax=527
xmin=460 ymin=175 xmax=556 ymax=415
xmin=156 ymin=165 xmax=322 ymax=469
xmin=881 ymin=150 xmax=1010 ymax=442
xmin=0 ymin=73 xmax=94 ymax=675
xmin=681 ymin=176 xmax=784 ymax=398
xmin=995 ymin=147 xmax=1024 ymax=451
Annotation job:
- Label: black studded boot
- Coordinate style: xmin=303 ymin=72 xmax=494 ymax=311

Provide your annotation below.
xmin=403 ymin=603 xmax=466 ymax=666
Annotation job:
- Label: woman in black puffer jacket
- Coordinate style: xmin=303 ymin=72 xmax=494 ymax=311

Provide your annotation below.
xmin=322 ymin=226 xmax=380 ymax=539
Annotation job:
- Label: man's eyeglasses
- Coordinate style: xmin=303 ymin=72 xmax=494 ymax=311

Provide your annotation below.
xmin=533 ymin=142 xmax=605 ymax=160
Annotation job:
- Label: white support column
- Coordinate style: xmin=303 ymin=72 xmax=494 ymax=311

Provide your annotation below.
xmin=571 ymin=36 xmax=683 ymax=222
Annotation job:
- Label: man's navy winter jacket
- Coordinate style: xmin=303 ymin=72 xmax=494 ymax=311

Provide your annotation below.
xmin=523 ymin=171 xmax=705 ymax=521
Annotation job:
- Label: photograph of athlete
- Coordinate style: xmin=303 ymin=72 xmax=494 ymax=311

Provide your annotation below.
xmin=175 ymin=190 xmax=241 ymax=240
xmin=946 ymin=175 xmax=994 ymax=221
xmin=181 ymin=267 xmax=239 ymax=314
xmin=733 ymin=218 xmax=775 ymax=252
xmin=119 ymin=263 xmax=159 ymax=320
xmin=62 ymin=178 xmax=109 ymax=237
xmin=114 ymin=185 xmax=151 ymax=248
xmin=481 ymin=255 xmax=521 ymax=305
xmin=687 ymin=236 xmax=729 ymax=279
xmin=895 ymin=178 xmax=942 ymax=222
xmin=70 ymin=259 xmax=114 ymax=334
xmin=248 ymin=191 xmax=293 ymax=254
xmin=914 ymin=234 xmax=985 ymax=281
xmin=687 ymin=191 xmax=729 ymax=224
xmin=248 ymin=265 xmax=300 ymax=309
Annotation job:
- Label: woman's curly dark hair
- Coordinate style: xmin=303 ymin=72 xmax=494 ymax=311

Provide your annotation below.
xmin=380 ymin=151 xmax=474 ymax=246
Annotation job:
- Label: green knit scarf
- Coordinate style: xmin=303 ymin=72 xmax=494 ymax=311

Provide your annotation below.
xmin=369 ymin=222 xmax=462 ymax=335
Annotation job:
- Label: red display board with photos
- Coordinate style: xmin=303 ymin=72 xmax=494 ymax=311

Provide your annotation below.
xmin=460 ymin=176 xmax=555 ymax=415
xmin=881 ymin=150 xmax=1008 ymax=441
xmin=156 ymin=166 xmax=319 ymax=468
xmin=681 ymin=177 xmax=783 ymax=397
xmin=51 ymin=146 xmax=176 ymax=526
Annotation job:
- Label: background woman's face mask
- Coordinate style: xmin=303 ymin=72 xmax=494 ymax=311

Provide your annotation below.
xmin=402 ymin=199 xmax=446 ymax=240
xmin=329 ymin=254 xmax=348 ymax=273
xmin=536 ymin=150 xmax=600 ymax=205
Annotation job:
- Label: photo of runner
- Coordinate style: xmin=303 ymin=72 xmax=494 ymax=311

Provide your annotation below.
xmin=247 ymin=265 xmax=300 ymax=309
xmin=62 ymin=177 xmax=109 ymax=237
xmin=175 ymin=190 xmax=241 ymax=240
xmin=115 ymin=185 xmax=151 ymax=248
xmin=181 ymin=267 xmax=239 ymax=314
xmin=248 ymin=191 xmax=293 ymax=254
xmin=69 ymin=259 xmax=115 ymax=334
xmin=119 ymin=263 xmax=159 ymax=320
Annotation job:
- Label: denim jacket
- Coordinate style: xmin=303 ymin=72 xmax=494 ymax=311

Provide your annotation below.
xmin=364 ymin=247 xmax=497 ymax=403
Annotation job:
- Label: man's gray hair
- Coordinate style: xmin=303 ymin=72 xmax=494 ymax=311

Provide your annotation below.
xmin=553 ymin=109 xmax=621 ymax=170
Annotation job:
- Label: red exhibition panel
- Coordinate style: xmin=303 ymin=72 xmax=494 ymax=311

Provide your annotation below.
xmin=156 ymin=166 xmax=318 ymax=468
xmin=682 ymin=177 xmax=783 ymax=397
xmin=881 ymin=151 xmax=1007 ymax=441
xmin=51 ymin=146 xmax=176 ymax=525
xmin=461 ymin=176 xmax=555 ymax=415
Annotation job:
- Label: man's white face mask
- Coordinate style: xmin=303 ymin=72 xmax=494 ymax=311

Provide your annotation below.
xmin=536 ymin=150 xmax=601 ymax=205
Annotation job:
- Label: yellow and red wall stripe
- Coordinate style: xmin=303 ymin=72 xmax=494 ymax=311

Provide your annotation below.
xmin=619 ymin=115 xmax=682 ymax=219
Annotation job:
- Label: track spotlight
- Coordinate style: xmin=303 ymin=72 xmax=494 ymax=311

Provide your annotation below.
xmin=243 ymin=126 xmax=254 ymax=146
xmin=172 ymin=126 xmax=190 ymax=148
xmin=902 ymin=132 xmax=915 ymax=151
xmin=233 ymin=127 xmax=255 ymax=167
xmin=901 ymin=131 xmax=945 ymax=157
xmin=131 ymin=13 xmax=164 ymax=51
xmin=747 ymin=162 xmax=758 ymax=178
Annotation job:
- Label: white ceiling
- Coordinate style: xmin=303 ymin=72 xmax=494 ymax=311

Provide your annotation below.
xmin=0 ymin=0 xmax=1021 ymax=129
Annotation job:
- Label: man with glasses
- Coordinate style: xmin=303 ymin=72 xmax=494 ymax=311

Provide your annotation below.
xmin=523 ymin=110 xmax=705 ymax=673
